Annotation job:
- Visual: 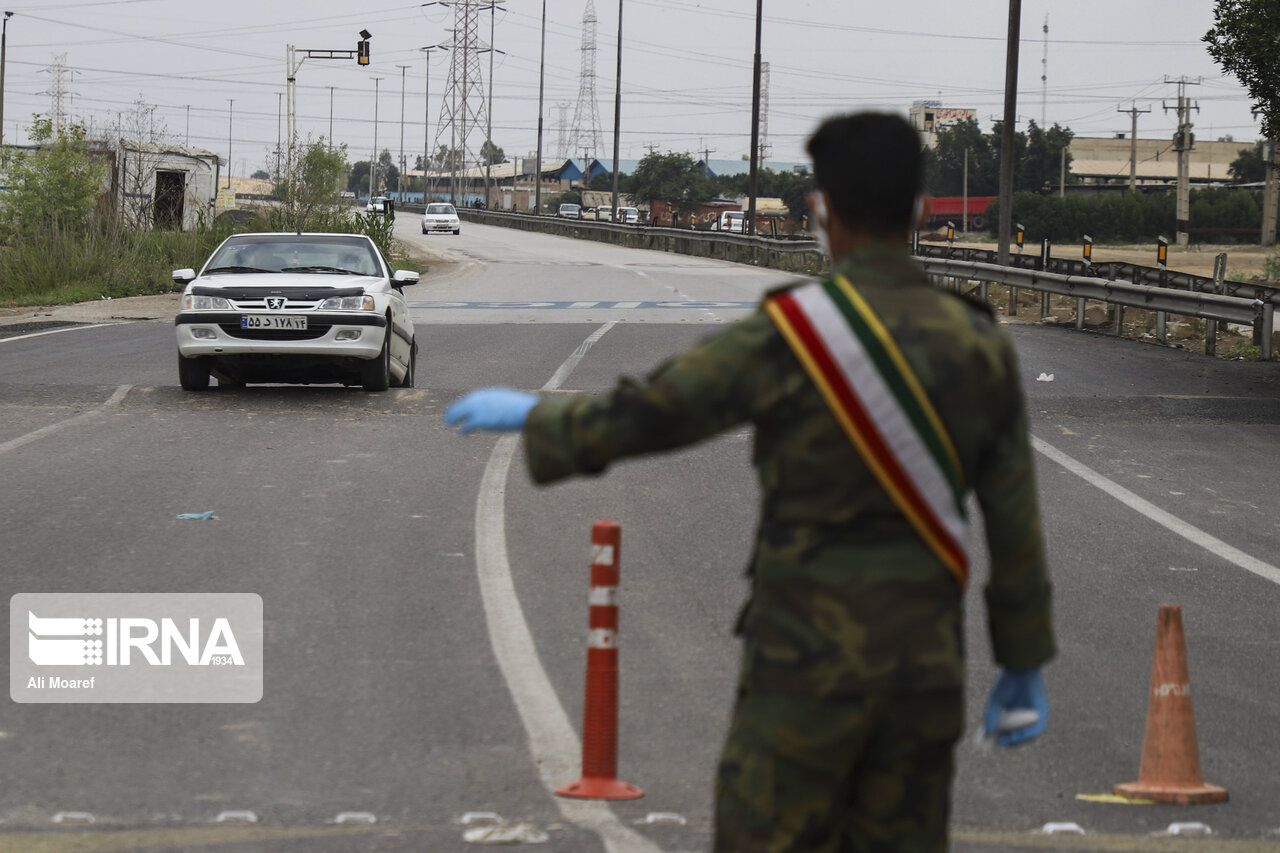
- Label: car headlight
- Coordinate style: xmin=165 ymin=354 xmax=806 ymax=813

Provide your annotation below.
xmin=183 ymin=294 xmax=231 ymax=310
xmin=318 ymin=294 xmax=376 ymax=311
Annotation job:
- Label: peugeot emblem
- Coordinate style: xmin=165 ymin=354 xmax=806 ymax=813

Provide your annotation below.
xmin=266 ymin=297 xmax=286 ymax=310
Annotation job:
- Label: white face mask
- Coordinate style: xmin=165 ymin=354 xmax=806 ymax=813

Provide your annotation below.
xmin=811 ymin=191 xmax=832 ymax=260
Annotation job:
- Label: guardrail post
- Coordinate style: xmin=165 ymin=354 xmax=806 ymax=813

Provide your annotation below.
xmin=1156 ymin=237 xmax=1169 ymax=345
xmin=1039 ymin=238 xmax=1052 ymax=318
xmin=1207 ymin=253 xmax=1226 ymax=357
xmin=1263 ymin=302 xmax=1275 ymax=360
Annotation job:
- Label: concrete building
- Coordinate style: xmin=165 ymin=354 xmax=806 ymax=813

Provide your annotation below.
xmin=1068 ymin=136 xmax=1253 ymax=188
xmin=112 ymin=142 xmax=221 ymax=230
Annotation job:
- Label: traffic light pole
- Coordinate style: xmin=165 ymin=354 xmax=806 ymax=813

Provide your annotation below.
xmin=285 ymin=32 xmax=371 ymax=181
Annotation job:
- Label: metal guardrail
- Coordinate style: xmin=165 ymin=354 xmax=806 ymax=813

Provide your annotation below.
xmin=446 ymin=207 xmax=1275 ymax=358
xmin=922 ymin=257 xmax=1274 ymax=359
xmin=454 ymin=208 xmax=825 ymax=275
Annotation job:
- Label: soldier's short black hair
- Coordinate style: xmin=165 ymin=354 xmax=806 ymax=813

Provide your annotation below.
xmin=806 ymin=112 xmax=923 ymax=236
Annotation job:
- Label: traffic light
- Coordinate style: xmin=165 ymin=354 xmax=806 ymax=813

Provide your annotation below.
xmin=358 ymin=29 xmax=371 ymax=65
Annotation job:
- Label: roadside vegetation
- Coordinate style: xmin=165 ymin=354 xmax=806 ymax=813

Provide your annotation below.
xmin=0 ymin=128 xmax=402 ymax=308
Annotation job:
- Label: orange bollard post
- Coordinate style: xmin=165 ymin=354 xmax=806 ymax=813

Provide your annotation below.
xmin=556 ymin=521 xmax=644 ymax=801
xmin=1113 ymin=604 xmax=1228 ymax=804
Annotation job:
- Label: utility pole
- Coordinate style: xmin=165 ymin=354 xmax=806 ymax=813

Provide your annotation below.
xmin=327 ymin=86 xmax=336 ymax=149
xmin=534 ymin=0 xmax=547 ymax=215
xmin=276 ymin=92 xmax=283 ymax=180
xmin=1262 ymin=135 xmax=1278 ymax=246
xmin=0 ymin=12 xmax=13 ymax=148
xmin=700 ymin=140 xmax=715 ymax=177
xmin=996 ymin=0 xmax=1022 ymax=267
xmin=1118 ymin=102 xmax=1150 ymax=192
xmin=609 ymin=0 xmax=622 ymax=220
xmin=747 ymin=0 xmax=762 ymax=236
xmin=1163 ymin=76 xmax=1199 ymax=247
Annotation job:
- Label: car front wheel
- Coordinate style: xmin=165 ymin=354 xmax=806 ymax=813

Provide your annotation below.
xmin=178 ymin=354 xmax=211 ymax=391
xmin=361 ymin=329 xmax=392 ymax=392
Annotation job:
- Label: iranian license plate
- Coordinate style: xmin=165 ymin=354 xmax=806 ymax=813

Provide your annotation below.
xmin=241 ymin=314 xmax=307 ymax=330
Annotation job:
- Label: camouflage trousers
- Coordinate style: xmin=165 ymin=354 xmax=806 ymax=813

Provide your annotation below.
xmin=714 ymin=688 xmax=964 ymax=853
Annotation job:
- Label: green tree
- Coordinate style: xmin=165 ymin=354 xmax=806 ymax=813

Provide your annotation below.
xmin=429 ymin=144 xmax=462 ymax=172
xmin=272 ymin=139 xmax=351 ymax=232
xmin=0 ymin=118 xmax=105 ymax=238
xmin=1229 ymin=140 xmax=1267 ymax=182
xmin=1206 ymin=1 xmax=1280 ymax=139
xmin=1020 ymin=121 xmax=1075 ymax=194
xmin=376 ymin=148 xmax=399 ymax=193
xmin=348 ymin=160 xmax=372 ymax=194
xmin=480 ymin=139 xmax=506 ymax=165
xmin=628 ymin=151 xmax=715 ymax=214
xmin=923 ymin=119 xmax=998 ymax=195
xmin=251 ymin=169 xmax=271 ymax=180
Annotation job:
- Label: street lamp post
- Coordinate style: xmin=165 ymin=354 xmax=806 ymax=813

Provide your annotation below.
xmin=226 ymin=98 xmax=234 ymax=189
xmin=1 ymin=12 xmax=15 ymax=148
xmin=420 ymin=45 xmax=447 ymax=203
xmin=397 ymin=64 xmax=411 ymax=200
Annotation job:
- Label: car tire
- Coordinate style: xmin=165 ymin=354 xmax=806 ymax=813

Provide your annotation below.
xmin=399 ymin=342 xmax=416 ymax=388
xmin=453 ymin=229 xmax=460 ymax=235
xmin=178 ymin=354 xmax=211 ymax=391
xmin=361 ymin=328 xmax=392 ymax=392
xmin=422 ymin=225 xmax=427 ymax=234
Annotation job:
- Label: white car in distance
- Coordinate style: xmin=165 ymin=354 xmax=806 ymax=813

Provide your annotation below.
xmin=173 ymin=232 xmax=418 ymax=392
xmin=421 ymin=202 xmax=461 ymax=235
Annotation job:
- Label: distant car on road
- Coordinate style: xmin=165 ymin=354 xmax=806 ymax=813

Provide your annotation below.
xmin=616 ymin=206 xmax=639 ymax=224
xmin=366 ymin=196 xmax=390 ymax=214
xmin=173 ymin=233 xmax=418 ymax=392
xmin=557 ymin=203 xmax=582 ymax=219
xmin=422 ymin=202 xmax=461 ymax=235
xmin=595 ymin=206 xmax=612 ymax=222
xmin=710 ymin=210 xmax=746 ymax=233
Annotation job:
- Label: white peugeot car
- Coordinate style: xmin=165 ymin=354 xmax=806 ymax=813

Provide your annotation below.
xmin=173 ymin=233 xmax=418 ymax=392
xmin=421 ymin=202 xmax=461 ymax=235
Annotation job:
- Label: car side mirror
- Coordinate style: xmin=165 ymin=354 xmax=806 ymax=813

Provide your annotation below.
xmin=392 ymin=269 xmax=420 ymax=290
xmin=172 ymin=268 xmax=196 ymax=285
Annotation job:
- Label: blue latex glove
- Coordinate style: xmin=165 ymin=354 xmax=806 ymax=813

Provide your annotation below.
xmin=983 ymin=667 xmax=1048 ymax=747
xmin=444 ymin=388 xmax=538 ymax=434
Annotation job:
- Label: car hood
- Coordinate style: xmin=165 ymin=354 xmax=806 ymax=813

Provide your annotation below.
xmin=191 ymin=272 xmax=380 ymax=292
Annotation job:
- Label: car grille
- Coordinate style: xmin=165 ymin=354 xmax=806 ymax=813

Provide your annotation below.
xmin=219 ymin=324 xmax=331 ymax=341
xmin=230 ymin=298 xmax=324 ymax=310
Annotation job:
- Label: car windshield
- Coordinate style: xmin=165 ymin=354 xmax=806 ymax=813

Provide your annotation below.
xmin=205 ymin=237 xmax=382 ymax=277
xmin=426 ymin=204 xmax=457 ymax=215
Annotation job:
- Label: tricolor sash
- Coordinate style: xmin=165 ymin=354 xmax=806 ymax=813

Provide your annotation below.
xmin=764 ymin=275 xmax=970 ymax=586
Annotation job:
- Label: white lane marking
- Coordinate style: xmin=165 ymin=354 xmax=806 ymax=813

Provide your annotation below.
xmin=0 ymin=323 xmax=117 ymax=344
xmin=1033 ymin=435 xmax=1280 ymax=586
xmin=0 ymin=384 xmax=133 ymax=458
xmin=473 ymin=324 xmax=662 ymax=853
xmin=543 ymin=320 xmax=618 ymax=392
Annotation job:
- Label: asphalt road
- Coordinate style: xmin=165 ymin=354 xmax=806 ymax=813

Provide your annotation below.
xmin=0 ymin=219 xmax=1277 ymax=852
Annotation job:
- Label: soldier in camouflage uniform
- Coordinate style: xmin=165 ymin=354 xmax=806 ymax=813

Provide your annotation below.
xmin=445 ymin=112 xmax=1055 ymax=852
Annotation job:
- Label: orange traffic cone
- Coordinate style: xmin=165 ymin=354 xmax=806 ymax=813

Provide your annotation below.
xmin=1114 ymin=604 xmax=1228 ymax=804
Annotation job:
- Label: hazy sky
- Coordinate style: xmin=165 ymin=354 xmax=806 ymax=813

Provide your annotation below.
xmin=1 ymin=0 xmax=1257 ymax=177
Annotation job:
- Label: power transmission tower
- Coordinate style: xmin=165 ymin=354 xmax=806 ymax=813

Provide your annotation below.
xmin=568 ymin=0 xmax=604 ymax=162
xmin=432 ymin=0 xmax=497 ymax=204
xmin=1163 ymin=76 xmax=1200 ymax=247
xmin=1117 ymin=102 xmax=1150 ymax=192
xmin=554 ymin=101 xmax=571 ymax=159
xmin=45 ymin=54 xmax=70 ymax=134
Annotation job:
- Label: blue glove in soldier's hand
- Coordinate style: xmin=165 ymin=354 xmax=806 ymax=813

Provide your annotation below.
xmin=983 ymin=667 xmax=1048 ymax=747
xmin=444 ymin=388 xmax=538 ymax=434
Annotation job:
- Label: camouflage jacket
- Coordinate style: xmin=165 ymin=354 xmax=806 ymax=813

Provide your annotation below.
xmin=523 ymin=245 xmax=1055 ymax=694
